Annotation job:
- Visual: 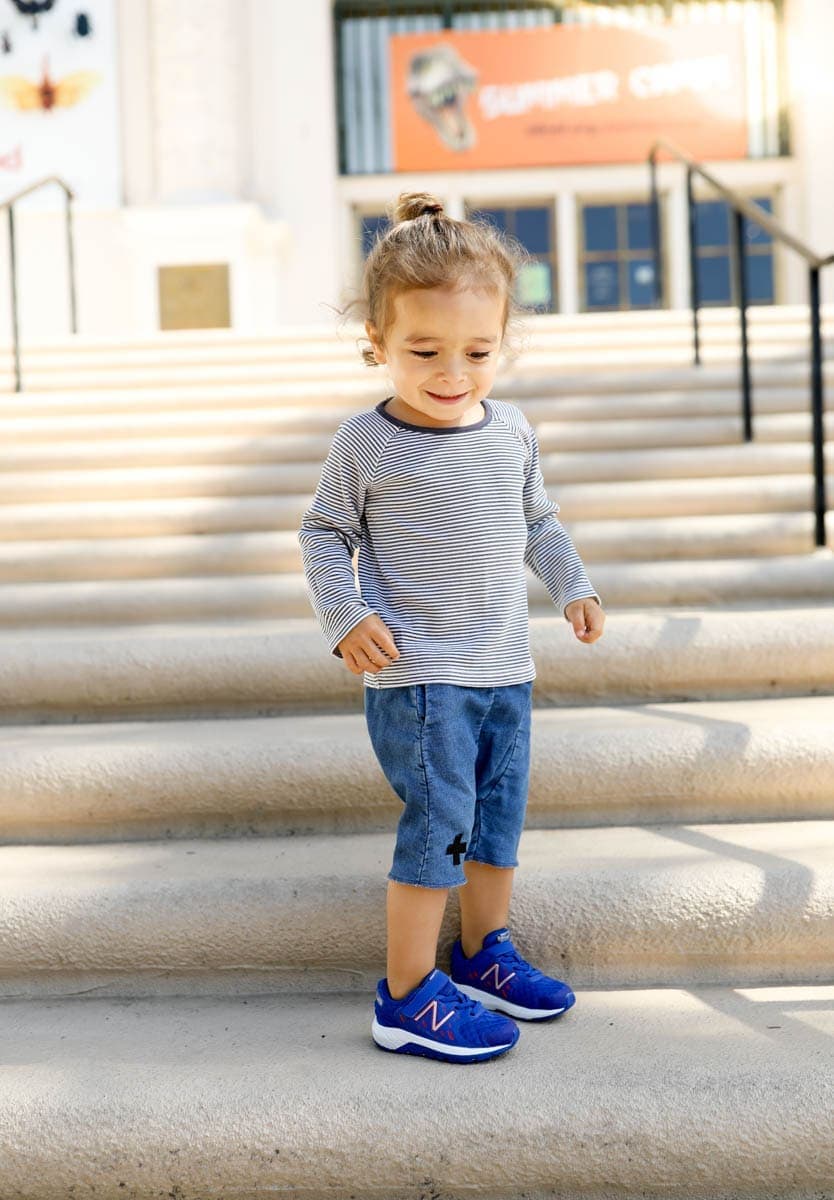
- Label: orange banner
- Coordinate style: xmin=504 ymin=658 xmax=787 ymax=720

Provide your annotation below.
xmin=391 ymin=24 xmax=748 ymax=170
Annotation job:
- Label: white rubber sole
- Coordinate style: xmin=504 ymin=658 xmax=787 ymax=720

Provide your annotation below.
xmin=454 ymin=982 xmax=568 ymax=1020
xmin=371 ymin=1017 xmax=516 ymax=1061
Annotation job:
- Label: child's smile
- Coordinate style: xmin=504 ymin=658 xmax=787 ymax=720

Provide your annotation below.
xmin=366 ymin=285 xmax=505 ymax=429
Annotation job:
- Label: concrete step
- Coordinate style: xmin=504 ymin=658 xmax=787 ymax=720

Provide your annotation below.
xmin=2 ymin=695 xmax=832 ymax=844
xmin=4 ymin=331 xmax=833 ymax=392
xmin=0 ymin=607 xmax=832 ymax=722
xmin=1 ymin=430 xmax=339 ymax=471
xmin=4 ymin=301 xmax=834 ymax=350
xmin=3 ymin=325 xmax=827 ymax=383
xmin=0 ymin=402 xmax=825 ymax=474
xmin=542 ymin=440 xmax=831 ymax=483
xmin=1 ymin=511 xmax=829 ymax=578
xmin=3 ymin=322 xmax=775 ymax=376
xmin=1 ymin=984 xmax=831 ymax=1200
xmin=1 ymin=463 xmax=831 ymax=519
xmin=565 ymin=473 xmax=834 ymax=519
xmin=2 ymin=359 xmax=832 ymax=428
xmin=0 ymin=821 xmax=832 ymax=997
xmin=503 ymin=357 xmax=834 ymax=398
xmin=537 ymin=410 xmax=832 ymax=451
xmin=0 ymin=380 xmax=384 ymax=426
xmin=1 ymin=556 xmax=833 ymax=626
xmin=5 ymin=305 xmax=833 ymax=364
xmin=0 ymin=573 xmax=314 ymax=625
xmin=0 ymin=508 xmax=300 ymax=550
xmin=6 ymin=390 xmax=832 ymax=452
xmin=0 ymin=465 xmax=318 ymax=504
xmin=6 ymin=427 xmax=830 ymax=477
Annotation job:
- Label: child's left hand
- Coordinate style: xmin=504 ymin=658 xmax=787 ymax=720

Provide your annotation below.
xmin=564 ymin=596 xmax=605 ymax=644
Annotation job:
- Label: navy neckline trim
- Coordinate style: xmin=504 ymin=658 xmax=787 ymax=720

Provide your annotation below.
xmin=376 ymin=396 xmax=492 ymax=434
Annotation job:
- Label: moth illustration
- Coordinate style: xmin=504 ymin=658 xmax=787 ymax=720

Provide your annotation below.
xmin=10 ymin=0 xmax=56 ymax=30
xmin=0 ymin=56 xmax=100 ymax=110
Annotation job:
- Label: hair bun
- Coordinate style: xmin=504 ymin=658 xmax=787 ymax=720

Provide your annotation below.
xmin=392 ymin=191 xmax=445 ymax=224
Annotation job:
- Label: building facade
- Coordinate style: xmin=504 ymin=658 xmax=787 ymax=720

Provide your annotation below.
xmin=1 ymin=0 xmax=833 ymax=337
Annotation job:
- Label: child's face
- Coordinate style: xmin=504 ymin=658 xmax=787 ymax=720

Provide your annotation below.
xmin=366 ymin=285 xmax=505 ymax=428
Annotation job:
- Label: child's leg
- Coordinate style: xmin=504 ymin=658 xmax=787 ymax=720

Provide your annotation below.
xmin=458 ymin=680 xmax=533 ymax=953
xmin=386 ymin=880 xmax=449 ymax=998
xmin=458 ymin=862 xmax=514 ymax=958
xmin=365 ymin=683 xmax=494 ymax=995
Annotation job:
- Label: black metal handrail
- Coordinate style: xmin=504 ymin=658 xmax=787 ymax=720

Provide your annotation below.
xmin=648 ymin=137 xmax=831 ymax=549
xmin=2 ymin=175 xmax=77 ymax=393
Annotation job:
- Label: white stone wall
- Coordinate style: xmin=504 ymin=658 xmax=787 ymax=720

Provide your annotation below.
xmin=243 ymin=0 xmax=342 ymax=326
xmin=783 ymin=0 xmax=834 ymax=301
xmin=148 ymin=0 xmax=246 ymax=203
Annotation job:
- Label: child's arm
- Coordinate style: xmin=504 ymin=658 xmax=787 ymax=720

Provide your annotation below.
xmin=298 ymin=423 xmax=380 ymax=659
xmin=521 ymin=416 xmax=602 ymax=623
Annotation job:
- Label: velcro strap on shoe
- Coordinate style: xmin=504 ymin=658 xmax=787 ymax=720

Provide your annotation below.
xmin=399 ymin=968 xmax=448 ymax=1018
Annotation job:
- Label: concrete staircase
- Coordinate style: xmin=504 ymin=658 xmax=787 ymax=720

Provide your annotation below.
xmin=1 ymin=306 xmax=833 ymax=1200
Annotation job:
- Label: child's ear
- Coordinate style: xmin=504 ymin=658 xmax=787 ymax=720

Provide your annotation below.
xmin=365 ymin=321 xmax=386 ymax=364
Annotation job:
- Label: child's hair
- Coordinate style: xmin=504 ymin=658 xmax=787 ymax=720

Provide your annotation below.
xmin=336 ymin=191 xmax=533 ymax=368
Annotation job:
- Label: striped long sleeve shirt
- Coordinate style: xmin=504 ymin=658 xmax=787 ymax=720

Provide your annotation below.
xmin=298 ymin=395 xmax=601 ymax=689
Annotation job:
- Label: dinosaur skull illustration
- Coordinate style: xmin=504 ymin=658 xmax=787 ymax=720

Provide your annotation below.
xmin=406 ymin=44 xmax=479 ymax=152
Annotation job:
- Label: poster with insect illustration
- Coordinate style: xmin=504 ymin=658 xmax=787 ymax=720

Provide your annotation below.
xmin=0 ymin=0 xmax=120 ymax=207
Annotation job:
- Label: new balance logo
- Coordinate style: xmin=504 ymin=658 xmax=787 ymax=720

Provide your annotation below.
xmin=481 ymin=964 xmax=516 ymax=990
xmin=414 ymin=999 xmax=454 ymax=1031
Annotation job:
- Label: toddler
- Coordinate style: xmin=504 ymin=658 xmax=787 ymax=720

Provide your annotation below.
xmin=298 ymin=191 xmax=605 ymax=1063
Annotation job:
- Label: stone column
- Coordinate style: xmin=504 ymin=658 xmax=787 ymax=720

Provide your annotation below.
xmin=246 ymin=0 xmax=341 ymax=325
xmin=783 ymin=0 xmax=834 ymax=300
xmin=148 ymin=0 xmax=245 ymax=203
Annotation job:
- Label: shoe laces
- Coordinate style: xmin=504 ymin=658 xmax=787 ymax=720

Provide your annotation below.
xmin=490 ymin=943 xmax=547 ymax=983
xmin=437 ymin=975 xmax=489 ymax=1020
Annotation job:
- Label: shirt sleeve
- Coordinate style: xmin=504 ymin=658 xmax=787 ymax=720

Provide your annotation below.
xmin=297 ymin=422 xmax=379 ymax=658
xmin=521 ymin=417 xmax=602 ymax=621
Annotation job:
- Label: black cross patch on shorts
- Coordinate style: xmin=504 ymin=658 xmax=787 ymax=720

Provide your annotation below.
xmin=446 ymin=833 xmax=467 ymax=866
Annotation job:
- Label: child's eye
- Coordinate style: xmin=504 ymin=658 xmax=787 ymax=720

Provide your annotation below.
xmin=410 ymin=351 xmax=492 ymax=360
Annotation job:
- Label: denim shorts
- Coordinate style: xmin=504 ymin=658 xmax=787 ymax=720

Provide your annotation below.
xmin=364 ymin=681 xmax=533 ymax=889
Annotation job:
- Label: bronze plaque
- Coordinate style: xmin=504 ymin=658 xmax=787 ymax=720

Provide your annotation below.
xmin=157 ymin=263 xmax=231 ymax=330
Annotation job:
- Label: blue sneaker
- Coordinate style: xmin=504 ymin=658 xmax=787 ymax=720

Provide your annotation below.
xmin=372 ymin=967 xmax=519 ymax=1063
xmin=451 ymin=927 xmax=576 ymax=1022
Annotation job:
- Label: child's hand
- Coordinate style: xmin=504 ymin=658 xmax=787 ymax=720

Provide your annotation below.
xmin=337 ymin=614 xmax=401 ymax=675
xmin=564 ymin=596 xmax=605 ymax=644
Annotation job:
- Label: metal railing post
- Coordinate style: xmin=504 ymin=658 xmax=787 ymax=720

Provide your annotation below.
xmin=65 ymin=188 xmax=77 ymax=334
xmin=646 ymin=137 xmax=830 ymax=546
xmin=732 ymin=207 xmax=753 ymax=442
xmin=7 ymin=204 xmax=21 ymax=393
xmin=649 ymin=149 xmax=663 ymax=306
xmin=2 ymin=175 xmax=78 ymax=391
xmin=808 ymin=266 xmax=828 ymax=548
xmin=685 ymin=166 xmax=701 ymax=366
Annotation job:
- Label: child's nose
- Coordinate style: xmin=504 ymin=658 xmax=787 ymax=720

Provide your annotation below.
xmin=437 ymin=355 xmax=467 ymax=380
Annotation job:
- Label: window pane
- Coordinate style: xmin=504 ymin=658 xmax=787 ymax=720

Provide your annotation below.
xmin=516 ymin=260 xmax=553 ymax=311
xmin=515 ymin=207 xmax=551 ymax=255
xmin=628 ymin=259 xmax=657 ymax=308
xmin=697 ymin=254 xmax=732 ymax=305
xmin=585 ymin=260 xmax=620 ymax=309
xmin=743 ymin=196 xmax=774 ymax=247
xmin=471 ymin=207 xmax=507 ymax=233
xmin=583 ymin=206 xmax=618 ymax=253
xmin=361 ymin=215 xmax=389 ymax=259
xmin=745 ymin=254 xmax=775 ymax=304
xmin=695 ymin=201 xmax=729 ymax=248
xmin=626 ymin=203 xmax=652 ymax=251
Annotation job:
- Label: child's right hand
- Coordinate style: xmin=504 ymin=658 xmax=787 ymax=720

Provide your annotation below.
xmin=337 ymin=614 xmax=401 ymax=676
